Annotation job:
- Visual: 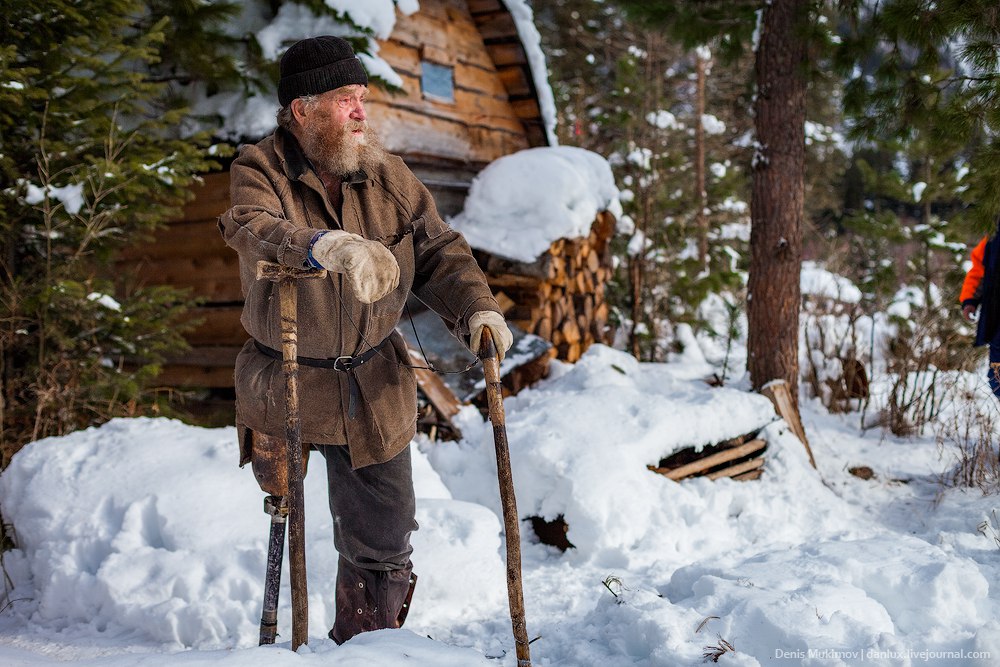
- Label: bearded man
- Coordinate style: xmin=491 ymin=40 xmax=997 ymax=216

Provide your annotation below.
xmin=218 ymin=35 xmax=512 ymax=644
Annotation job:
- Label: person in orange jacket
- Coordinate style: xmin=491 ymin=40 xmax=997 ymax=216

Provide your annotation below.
xmin=960 ymin=232 xmax=1000 ymax=397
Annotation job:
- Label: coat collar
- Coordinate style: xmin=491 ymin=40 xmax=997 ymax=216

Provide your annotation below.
xmin=274 ymin=127 xmax=369 ymax=187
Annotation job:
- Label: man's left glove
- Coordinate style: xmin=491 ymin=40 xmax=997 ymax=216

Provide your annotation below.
xmin=468 ymin=311 xmax=513 ymax=362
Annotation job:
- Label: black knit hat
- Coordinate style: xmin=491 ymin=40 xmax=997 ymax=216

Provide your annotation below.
xmin=278 ymin=36 xmax=369 ymax=107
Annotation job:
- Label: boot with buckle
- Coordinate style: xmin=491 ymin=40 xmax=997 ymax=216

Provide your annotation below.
xmin=329 ymin=556 xmax=416 ymax=644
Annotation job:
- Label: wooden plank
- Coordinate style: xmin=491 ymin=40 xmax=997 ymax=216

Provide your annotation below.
xmin=371 ymin=76 xmax=523 ymax=128
xmin=184 ymin=306 xmax=247 ymax=346
xmin=732 ymin=468 xmax=763 ymax=482
xmin=422 ymin=43 xmax=457 ymax=67
xmin=497 ymin=65 xmax=533 ymax=98
xmin=368 ymin=86 xmax=527 ymax=135
xmin=486 ymin=273 xmax=542 ymax=289
xmin=472 ymin=11 xmax=520 ymax=42
xmin=389 ymin=7 xmax=495 ymax=70
xmin=132 ymin=255 xmax=243 ymax=301
xmin=468 ymin=0 xmax=505 ymax=12
xmin=510 ymin=97 xmax=541 ymax=119
xmin=179 ymin=172 xmax=230 ymax=221
xmin=155 ymin=364 xmax=235 ymax=388
xmin=377 ymin=40 xmax=513 ymax=99
xmin=707 ymin=456 xmax=766 ymax=481
xmin=485 ymin=42 xmax=528 ymax=67
xmin=368 ymin=101 xmax=528 ymax=164
xmin=120 ymin=219 xmax=230 ymax=260
xmin=154 ymin=344 xmax=242 ymax=388
xmin=166 ymin=345 xmax=240 ymax=366
xmin=761 ymin=380 xmax=816 ymax=468
xmin=407 ymin=347 xmax=462 ymax=419
xmin=648 ymin=438 xmax=767 ymax=481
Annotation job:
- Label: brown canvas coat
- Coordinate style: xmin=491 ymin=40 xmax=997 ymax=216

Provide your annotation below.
xmin=219 ymin=128 xmax=499 ymax=468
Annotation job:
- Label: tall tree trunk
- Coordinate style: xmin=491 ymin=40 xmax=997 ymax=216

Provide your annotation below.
xmin=629 ymin=256 xmax=642 ymax=359
xmin=921 ymin=159 xmax=933 ymax=309
xmin=747 ymin=0 xmax=807 ymax=406
xmin=695 ymin=51 xmax=708 ymax=267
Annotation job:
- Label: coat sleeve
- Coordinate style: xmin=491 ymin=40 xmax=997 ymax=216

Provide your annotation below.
xmin=218 ymin=144 xmax=316 ymax=269
xmin=391 ymin=166 xmax=500 ymax=338
xmin=960 ymin=236 xmax=988 ymax=306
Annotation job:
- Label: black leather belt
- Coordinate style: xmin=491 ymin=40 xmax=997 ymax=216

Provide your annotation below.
xmin=253 ymin=338 xmax=386 ymax=419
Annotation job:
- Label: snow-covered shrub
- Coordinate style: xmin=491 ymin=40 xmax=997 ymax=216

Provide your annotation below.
xmin=937 ymin=380 xmax=1000 ymax=494
xmin=879 ymin=286 xmax=977 ymax=436
xmin=800 ymin=263 xmax=871 ymax=413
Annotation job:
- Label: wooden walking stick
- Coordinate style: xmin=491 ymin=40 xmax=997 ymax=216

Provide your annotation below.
xmin=256 ymin=260 xmax=326 ymax=651
xmin=478 ymin=329 xmax=532 ymax=667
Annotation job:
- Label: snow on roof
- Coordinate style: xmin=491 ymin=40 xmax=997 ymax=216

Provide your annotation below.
xmin=501 ymin=0 xmax=558 ymax=146
xmin=448 ymin=146 xmax=621 ymax=263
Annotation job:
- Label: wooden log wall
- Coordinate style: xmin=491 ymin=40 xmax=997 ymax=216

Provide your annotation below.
xmin=118 ymin=171 xmax=244 ymax=388
xmin=480 ymin=210 xmax=617 ymax=363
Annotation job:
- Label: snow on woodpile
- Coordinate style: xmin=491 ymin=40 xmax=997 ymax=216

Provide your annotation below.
xmin=3 ymin=344 xmax=1000 ymax=664
xmin=448 ymin=146 xmax=621 ymax=263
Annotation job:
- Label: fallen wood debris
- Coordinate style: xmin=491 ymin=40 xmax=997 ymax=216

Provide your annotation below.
xmin=647 ymin=430 xmax=768 ymax=483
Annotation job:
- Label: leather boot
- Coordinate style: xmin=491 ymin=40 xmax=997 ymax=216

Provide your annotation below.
xmin=329 ymin=556 xmax=416 ymax=644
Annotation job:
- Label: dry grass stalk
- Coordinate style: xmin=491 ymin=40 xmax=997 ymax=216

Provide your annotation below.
xmin=703 ymin=635 xmax=735 ymax=663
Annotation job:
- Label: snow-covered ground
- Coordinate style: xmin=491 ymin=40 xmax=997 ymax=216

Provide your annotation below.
xmin=1 ymin=344 xmax=999 ymax=666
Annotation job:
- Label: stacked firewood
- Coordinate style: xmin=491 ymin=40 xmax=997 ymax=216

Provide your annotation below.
xmin=476 ymin=211 xmax=617 ymax=363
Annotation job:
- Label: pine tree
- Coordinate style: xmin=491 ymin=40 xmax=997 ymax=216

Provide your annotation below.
xmin=837 ymin=0 xmax=1000 ymax=231
xmin=0 ymin=0 xmax=222 ymax=461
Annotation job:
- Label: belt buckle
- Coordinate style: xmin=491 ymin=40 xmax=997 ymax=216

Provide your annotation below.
xmin=333 ymin=355 xmax=354 ymax=371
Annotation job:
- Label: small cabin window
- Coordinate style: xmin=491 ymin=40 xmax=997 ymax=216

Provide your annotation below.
xmin=421 ymin=61 xmax=455 ymax=103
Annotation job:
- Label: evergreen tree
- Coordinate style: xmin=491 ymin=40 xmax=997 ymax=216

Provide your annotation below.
xmin=616 ymin=0 xmax=828 ymax=406
xmin=536 ymin=0 xmax=752 ymax=363
xmin=0 ymin=0 xmax=222 ymax=461
xmin=837 ymin=0 xmax=1000 ymax=232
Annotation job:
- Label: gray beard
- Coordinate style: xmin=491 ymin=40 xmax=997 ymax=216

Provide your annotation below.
xmin=300 ymin=120 xmax=387 ymax=177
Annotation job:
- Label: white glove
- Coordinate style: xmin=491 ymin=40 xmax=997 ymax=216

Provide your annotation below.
xmin=311 ymin=230 xmax=400 ymax=304
xmin=468 ymin=311 xmax=513 ymax=362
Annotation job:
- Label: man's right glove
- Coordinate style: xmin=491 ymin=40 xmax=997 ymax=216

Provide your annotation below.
xmin=468 ymin=310 xmax=514 ymax=362
xmin=311 ymin=230 xmax=400 ymax=304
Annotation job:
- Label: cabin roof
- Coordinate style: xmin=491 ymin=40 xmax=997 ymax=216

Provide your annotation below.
xmin=468 ymin=0 xmax=551 ymax=148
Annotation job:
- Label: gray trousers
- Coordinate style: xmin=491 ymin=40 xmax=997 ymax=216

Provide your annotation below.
xmin=314 ymin=444 xmax=417 ymax=572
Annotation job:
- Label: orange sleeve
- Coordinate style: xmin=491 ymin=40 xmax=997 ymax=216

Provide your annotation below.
xmin=960 ymin=236 xmax=988 ymax=304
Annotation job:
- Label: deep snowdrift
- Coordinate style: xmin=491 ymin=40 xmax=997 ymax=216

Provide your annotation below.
xmin=1 ymin=345 xmax=998 ymax=666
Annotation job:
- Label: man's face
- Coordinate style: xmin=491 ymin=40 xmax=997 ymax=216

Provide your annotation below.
xmin=294 ymin=84 xmax=385 ymax=176
xmin=311 ymin=84 xmax=368 ymax=132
